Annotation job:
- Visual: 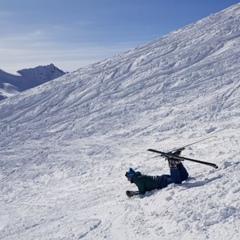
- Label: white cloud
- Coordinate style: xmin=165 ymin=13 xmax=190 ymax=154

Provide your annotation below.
xmin=0 ymin=29 xmax=137 ymax=74
xmin=0 ymin=17 xmax=142 ymax=74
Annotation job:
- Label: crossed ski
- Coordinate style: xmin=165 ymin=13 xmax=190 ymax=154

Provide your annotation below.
xmin=147 ymin=149 xmax=218 ymax=169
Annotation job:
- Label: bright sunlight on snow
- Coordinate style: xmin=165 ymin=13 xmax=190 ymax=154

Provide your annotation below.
xmin=0 ymin=3 xmax=240 ymax=240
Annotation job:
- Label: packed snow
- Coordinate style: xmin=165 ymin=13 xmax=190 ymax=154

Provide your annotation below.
xmin=0 ymin=64 xmax=66 ymax=100
xmin=0 ymin=4 xmax=240 ymax=240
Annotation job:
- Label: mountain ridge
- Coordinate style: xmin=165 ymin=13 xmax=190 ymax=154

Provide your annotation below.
xmin=0 ymin=63 xmax=66 ymax=100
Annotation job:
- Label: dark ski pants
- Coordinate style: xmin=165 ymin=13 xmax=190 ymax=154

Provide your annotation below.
xmin=156 ymin=162 xmax=189 ymax=189
xmin=170 ymin=162 xmax=189 ymax=184
xmin=177 ymin=162 xmax=189 ymax=181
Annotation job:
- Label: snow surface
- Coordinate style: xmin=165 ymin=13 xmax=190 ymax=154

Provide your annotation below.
xmin=0 ymin=4 xmax=240 ymax=240
xmin=0 ymin=64 xmax=66 ymax=100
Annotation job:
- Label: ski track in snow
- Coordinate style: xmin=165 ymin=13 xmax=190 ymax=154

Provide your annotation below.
xmin=0 ymin=4 xmax=240 ymax=240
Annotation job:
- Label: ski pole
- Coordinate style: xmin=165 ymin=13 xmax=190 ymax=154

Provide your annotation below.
xmin=170 ymin=135 xmax=217 ymax=152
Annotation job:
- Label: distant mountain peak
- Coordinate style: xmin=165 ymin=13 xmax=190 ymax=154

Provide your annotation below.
xmin=17 ymin=63 xmax=66 ymax=82
xmin=0 ymin=64 xmax=66 ymax=100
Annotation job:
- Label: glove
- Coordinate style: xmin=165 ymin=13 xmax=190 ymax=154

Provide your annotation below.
xmin=126 ymin=191 xmax=139 ymax=198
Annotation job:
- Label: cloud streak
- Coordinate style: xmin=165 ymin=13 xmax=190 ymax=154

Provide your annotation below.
xmin=0 ymin=10 xmax=144 ymax=73
xmin=0 ymin=26 xmax=139 ymax=74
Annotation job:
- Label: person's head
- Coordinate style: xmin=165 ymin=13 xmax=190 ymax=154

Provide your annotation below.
xmin=125 ymin=168 xmax=135 ymax=183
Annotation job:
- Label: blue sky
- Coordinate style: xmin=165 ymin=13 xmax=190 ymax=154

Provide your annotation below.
xmin=0 ymin=0 xmax=239 ymax=74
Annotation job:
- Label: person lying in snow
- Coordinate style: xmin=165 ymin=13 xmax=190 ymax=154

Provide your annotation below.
xmin=125 ymin=149 xmax=189 ymax=197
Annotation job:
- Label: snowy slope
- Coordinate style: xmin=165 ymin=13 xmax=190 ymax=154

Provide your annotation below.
xmin=0 ymin=4 xmax=240 ymax=240
xmin=0 ymin=64 xmax=66 ymax=100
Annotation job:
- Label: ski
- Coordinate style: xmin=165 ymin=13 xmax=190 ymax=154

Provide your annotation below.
xmin=147 ymin=149 xmax=218 ymax=169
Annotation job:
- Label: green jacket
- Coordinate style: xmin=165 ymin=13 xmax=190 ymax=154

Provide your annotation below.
xmin=131 ymin=162 xmax=189 ymax=195
xmin=132 ymin=172 xmax=173 ymax=194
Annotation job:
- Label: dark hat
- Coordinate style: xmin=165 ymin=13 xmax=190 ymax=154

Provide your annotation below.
xmin=125 ymin=168 xmax=135 ymax=179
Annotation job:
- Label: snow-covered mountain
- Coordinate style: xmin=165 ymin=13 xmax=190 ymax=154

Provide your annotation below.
xmin=0 ymin=4 xmax=240 ymax=240
xmin=0 ymin=64 xmax=66 ymax=100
